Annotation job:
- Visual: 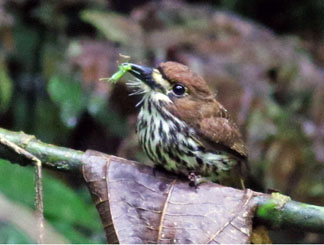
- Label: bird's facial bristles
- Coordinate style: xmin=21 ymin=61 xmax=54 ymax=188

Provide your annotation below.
xmin=135 ymin=95 xmax=148 ymax=107
xmin=126 ymin=77 xmax=144 ymax=88
xmin=125 ymin=81 xmax=142 ymax=88
xmin=126 ymin=78 xmax=151 ymax=107
xmin=125 ymin=64 xmax=174 ymax=106
xmin=128 ymin=90 xmax=146 ymax=96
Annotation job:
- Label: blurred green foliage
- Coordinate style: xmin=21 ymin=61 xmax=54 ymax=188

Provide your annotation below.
xmin=0 ymin=223 xmax=32 ymax=244
xmin=0 ymin=159 xmax=104 ymax=243
xmin=48 ymin=74 xmax=85 ymax=128
xmin=0 ymin=61 xmax=13 ymax=113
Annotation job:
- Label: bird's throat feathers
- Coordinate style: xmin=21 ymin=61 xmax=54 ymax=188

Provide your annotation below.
xmin=146 ymin=89 xmax=173 ymax=106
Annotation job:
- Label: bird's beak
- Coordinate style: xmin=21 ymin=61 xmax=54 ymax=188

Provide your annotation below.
xmin=124 ymin=63 xmax=156 ymax=89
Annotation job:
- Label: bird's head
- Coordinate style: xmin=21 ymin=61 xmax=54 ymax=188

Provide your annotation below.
xmin=125 ymin=61 xmax=226 ymax=125
xmin=125 ymin=62 xmax=215 ymax=105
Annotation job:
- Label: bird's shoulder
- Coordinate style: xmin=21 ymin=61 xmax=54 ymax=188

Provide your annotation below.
xmin=197 ymin=116 xmax=247 ymax=158
xmin=195 ymin=100 xmax=248 ymax=159
xmin=167 ymin=96 xmax=247 ymax=159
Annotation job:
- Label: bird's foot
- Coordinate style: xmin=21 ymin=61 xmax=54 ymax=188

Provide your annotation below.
xmin=188 ymin=172 xmax=208 ymax=188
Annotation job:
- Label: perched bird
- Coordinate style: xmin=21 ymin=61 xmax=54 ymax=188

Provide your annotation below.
xmin=125 ymin=61 xmax=248 ymax=187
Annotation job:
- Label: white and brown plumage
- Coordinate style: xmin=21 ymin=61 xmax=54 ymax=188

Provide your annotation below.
xmin=126 ymin=61 xmax=247 ymax=186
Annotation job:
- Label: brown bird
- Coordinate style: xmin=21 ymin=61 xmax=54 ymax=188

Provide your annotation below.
xmin=125 ymin=61 xmax=248 ymax=187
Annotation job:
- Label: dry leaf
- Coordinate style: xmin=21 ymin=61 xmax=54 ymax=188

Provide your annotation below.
xmin=82 ymin=150 xmax=260 ymax=244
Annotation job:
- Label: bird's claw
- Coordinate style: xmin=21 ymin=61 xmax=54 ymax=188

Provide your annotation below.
xmin=188 ymin=172 xmax=208 ymax=188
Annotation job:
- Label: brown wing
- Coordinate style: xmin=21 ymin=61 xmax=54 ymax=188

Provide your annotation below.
xmin=197 ymin=116 xmax=248 ymax=159
xmin=167 ymin=97 xmax=247 ymax=159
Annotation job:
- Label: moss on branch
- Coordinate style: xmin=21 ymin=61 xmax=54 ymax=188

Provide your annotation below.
xmin=0 ymin=128 xmax=84 ymax=172
xmin=254 ymin=195 xmax=324 ymax=233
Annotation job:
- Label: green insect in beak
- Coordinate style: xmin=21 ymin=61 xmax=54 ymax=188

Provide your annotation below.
xmin=100 ymin=63 xmax=133 ymax=84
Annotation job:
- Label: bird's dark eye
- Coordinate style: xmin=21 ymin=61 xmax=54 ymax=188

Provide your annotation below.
xmin=172 ymin=83 xmax=186 ymax=96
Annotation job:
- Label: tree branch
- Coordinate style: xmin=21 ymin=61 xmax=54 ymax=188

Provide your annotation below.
xmin=254 ymin=195 xmax=324 ymax=233
xmin=0 ymin=128 xmax=84 ymax=172
xmin=0 ymin=127 xmax=324 ymax=234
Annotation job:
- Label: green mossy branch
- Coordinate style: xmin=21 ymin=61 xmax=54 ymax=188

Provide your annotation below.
xmin=254 ymin=195 xmax=324 ymax=233
xmin=0 ymin=128 xmax=83 ymax=172
xmin=1 ymin=127 xmax=324 ymax=234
